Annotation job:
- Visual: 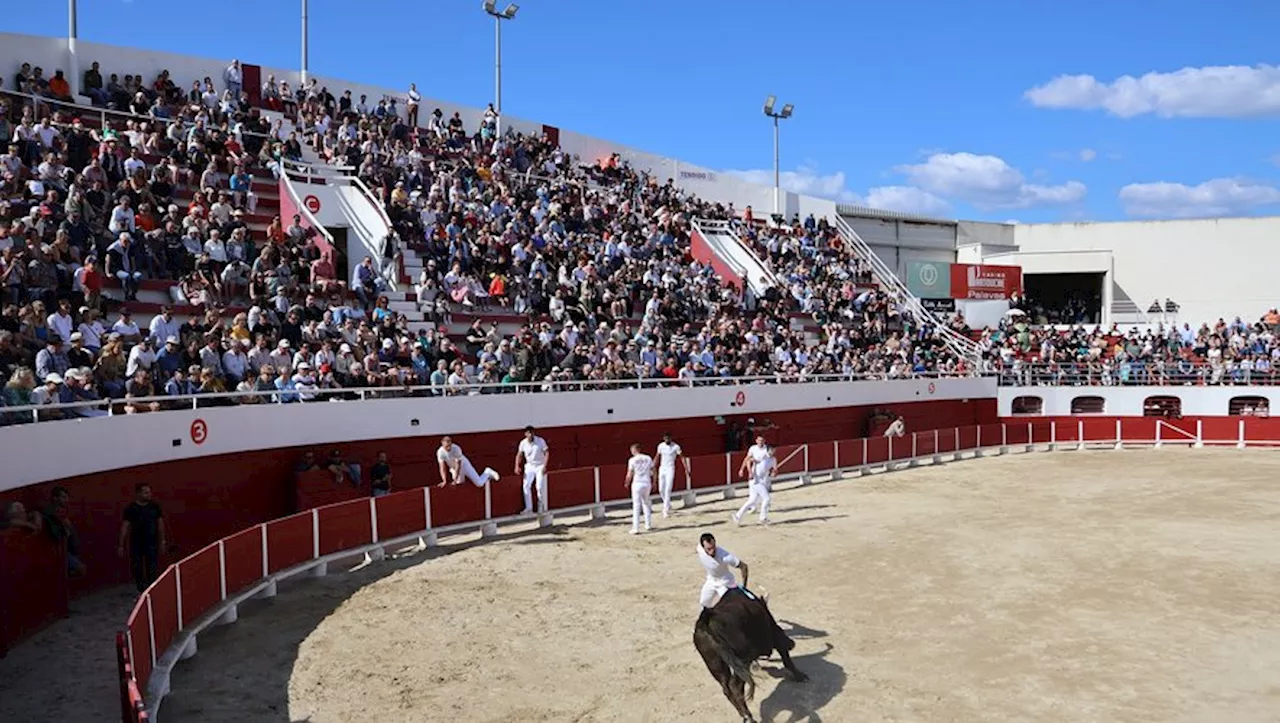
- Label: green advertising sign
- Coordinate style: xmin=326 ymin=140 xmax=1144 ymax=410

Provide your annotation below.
xmin=906 ymin=261 xmax=952 ymax=299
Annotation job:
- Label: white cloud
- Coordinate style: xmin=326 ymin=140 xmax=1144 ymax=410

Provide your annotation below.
xmin=1025 ymin=65 xmax=1280 ymax=118
xmin=1118 ymin=178 xmax=1280 ymax=218
xmin=864 ymin=186 xmax=952 ymax=216
xmin=724 ymin=165 xmax=862 ymax=204
xmin=1079 ymin=148 xmax=1097 ymax=162
xmin=894 ymin=152 xmax=1086 ymax=210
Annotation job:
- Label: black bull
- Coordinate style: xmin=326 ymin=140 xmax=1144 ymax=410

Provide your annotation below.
xmin=693 ymin=588 xmax=807 ymax=722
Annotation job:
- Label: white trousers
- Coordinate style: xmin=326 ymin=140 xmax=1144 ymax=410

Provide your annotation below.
xmin=630 ymin=480 xmax=653 ymax=531
xmin=457 ymin=458 xmax=488 ymax=487
xmin=736 ymin=478 xmax=772 ymax=522
xmin=658 ymin=466 xmax=677 ymax=512
xmin=522 ymin=463 xmax=548 ymax=513
xmin=700 ymin=579 xmax=736 ymax=608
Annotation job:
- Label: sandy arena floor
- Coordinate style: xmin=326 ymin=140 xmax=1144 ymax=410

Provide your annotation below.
xmin=11 ymin=447 xmax=1280 ymax=723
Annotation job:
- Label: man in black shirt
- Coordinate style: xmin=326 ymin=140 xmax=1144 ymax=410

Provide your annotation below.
xmin=118 ymin=483 xmax=166 ymax=592
xmin=370 ymin=451 xmax=393 ymax=498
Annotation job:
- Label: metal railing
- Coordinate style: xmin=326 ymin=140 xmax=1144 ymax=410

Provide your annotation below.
xmin=994 ymin=361 xmax=1280 ymax=387
xmin=0 ymin=87 xmax=274 ymax=147
xmin=0 ymin=371 xmax=982 ymax=425
xmin=829 ymin=215 xmax=981 ymax=363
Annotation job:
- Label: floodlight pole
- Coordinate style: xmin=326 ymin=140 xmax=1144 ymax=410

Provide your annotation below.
xmin=494 ymin=13 xmax=503 ymax=137
xmin=772 ymin=113 xmax=781 ymax=216
xmin=301 ymin=0 xmax=310 ymax=85
xmin=68 ymin=0 xmax=80 ymax=97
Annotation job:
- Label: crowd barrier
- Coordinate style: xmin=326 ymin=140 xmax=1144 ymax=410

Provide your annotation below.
xmin=117 ymin=415 xmax=1280 ymax=720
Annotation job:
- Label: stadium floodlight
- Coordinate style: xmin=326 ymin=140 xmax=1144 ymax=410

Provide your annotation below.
xmin=763 ymin=95 xmax=795 ymax=215
xmin=483 ymin=2 xmax=521 ymax=137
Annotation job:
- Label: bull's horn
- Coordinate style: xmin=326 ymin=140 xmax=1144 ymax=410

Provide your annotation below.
xmin=756 ymin=586 xmax=769 ymax=603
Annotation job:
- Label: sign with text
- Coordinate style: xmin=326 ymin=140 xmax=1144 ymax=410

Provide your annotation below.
xmin=950 ymin=263 xmax=1022 ymax=300
xmin=905 ymin=261 xmax=952 ymax=299
xmin=921 ymin=298 xmax=956 ymax=314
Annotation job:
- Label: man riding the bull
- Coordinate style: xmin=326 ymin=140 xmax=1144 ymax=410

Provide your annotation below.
xmin=698 ymin=532 xmax=752 ymax=609
xmin=694 ymin=532 xmax=807 ymax=721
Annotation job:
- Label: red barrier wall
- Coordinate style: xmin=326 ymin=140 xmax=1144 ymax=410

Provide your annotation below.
xmin=0 ymin=529 xmax=69 ymax=655
xmin=115 ymin=415 xmax=1280 ymax=720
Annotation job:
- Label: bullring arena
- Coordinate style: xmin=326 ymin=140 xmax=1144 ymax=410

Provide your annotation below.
xmin=165 ymin=448 xmax=1280 ymax=723
xmin=9 ymin=441 xmax=1280 ymax=722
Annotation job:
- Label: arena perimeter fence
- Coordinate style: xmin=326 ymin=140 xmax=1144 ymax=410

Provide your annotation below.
xmin=116 ymin=415 xmax=1280 ymax=721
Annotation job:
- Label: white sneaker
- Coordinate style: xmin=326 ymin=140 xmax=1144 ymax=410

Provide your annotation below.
xmin=732 ymin=513 xmax=742 ymax=526
xmin=629 ymin=528 xmax=640 ymax=535
xmin=644 ymin=523 xmax=652 ymax=531
xmin=484 ymin=467 xmax=500 ymax=482
xmin=520 ymin=508 xmax=533 ymax=517
xmin=760 ymin=518 xmax=771 ymax=526
xmin=662 ymin=508 xmax=671 ymax=519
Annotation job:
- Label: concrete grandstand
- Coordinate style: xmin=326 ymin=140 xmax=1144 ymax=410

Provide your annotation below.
xmin=2 ymin=16 xmax=1280 ymax=723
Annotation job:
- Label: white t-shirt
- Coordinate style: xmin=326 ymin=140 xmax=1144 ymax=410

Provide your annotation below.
xmin=698 ymin=545 xmax=741 ymax=588
xmin=437 ymin=444 xmax=464 ymax=466
xmin=656 ymin=441 xmax=683 ymax=470
xmin=628 ymin=453 xmax=654 ymax=484
xmin=519 ymin=436 xmax=549 ymax=467
xmin=747 ymin=444 xmax=775 ymax=480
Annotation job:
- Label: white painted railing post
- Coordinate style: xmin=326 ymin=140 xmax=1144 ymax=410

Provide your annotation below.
xmin=911 ymin=432 xmax=917 ymax=458
xmin=1195 ymin=419 xmax=1204 ymax=448
xmin=800 ymin=444 xmax=812 ymax=484
xmin=1050 ymin=420 xmax=1056 ymax=447
xmin=1155 ymin=420 xmax=1162 ymax=448
xmin=862 ymin=437 xmax=868 ymax=467
xmin=1001 ymin=423 xmax=1007 ymax=452
xmin=422 ymin=487 xmax=437 ymax=547
xmin=1115 ymin=419 xmax=1123 ymax=450
xmin=481 ymin=480 xmax=498 ymax=537
xmin=723 ymin=453 xmax=737 ymax=499
xmin=887 ymin=435 xmax=894 ymax=466
xmin=174 ymin=566 xmax=184 ymax=632
xmin=1077 ymin=419 xmax=1084 ymax=451
xmin=1026 ymin=421 xmax=1032 ymax=449
xmin=591 ymin=467 xmax=606 ymax=519
xmin=1238 ymin=419 xmax=1247 ymax=449
xmin=311 ymin=508 xmax=327 ymax=577
xmin=217 ymin=541 xmax=227 ymax=602
xmin=954 ymin=427 xmax=960 ymax=453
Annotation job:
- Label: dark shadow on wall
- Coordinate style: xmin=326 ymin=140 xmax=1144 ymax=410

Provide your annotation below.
xmin=758 ymin=620 xmax=845 ymax=723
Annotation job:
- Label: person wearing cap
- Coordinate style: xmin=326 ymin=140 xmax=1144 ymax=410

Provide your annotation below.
xmin=62 ymin=369 xmax=107 ymax=418
xmin=34 ymin=334 xmax=70 ymax=381
xmin=269 ymin=338 xmax=294 ymax=373
xmin=126 ymin=335 xmax=157 ymax=377
xmin=154 ymin=335 xmax=183 ymax=379
xmin=111 ymin=307 xmax=142 ymax=345
xmin=291 ymin=361 xmax=320 ymax=402
xmin=66 ymin=331 xmax=93 ymax=369
xmin=30 ymin=372 xmax=67 ymax=420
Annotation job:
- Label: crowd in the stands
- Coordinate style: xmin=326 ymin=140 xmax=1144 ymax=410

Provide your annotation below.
xmin=2 ymin=56 xmax=1274 ymax=423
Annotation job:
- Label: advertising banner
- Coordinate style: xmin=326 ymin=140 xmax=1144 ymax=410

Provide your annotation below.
xmin=921 ymin=298 xmax=956 ymax=313
xmin=950 ymin=263 xmax=1022 ymax=300
xmin=905 ymin=261 xmax=952 ymax=299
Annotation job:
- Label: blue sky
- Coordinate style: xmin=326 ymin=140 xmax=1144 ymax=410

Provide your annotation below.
xmin=10 ymin=0 xmax=1280 ymax=222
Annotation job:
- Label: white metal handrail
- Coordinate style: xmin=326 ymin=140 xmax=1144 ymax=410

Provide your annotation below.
xmin=0 ymin=371 xmax=985 ymax=423
xmin=830 ymin=215 xmax=980 ymax=362
xmin=694 ymin=217 xmax=784 ymax=292
xmin=0 ymin=87 xmax=274 ymax=144
xmin=277 ymin=166 xmax=338 ymax=255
